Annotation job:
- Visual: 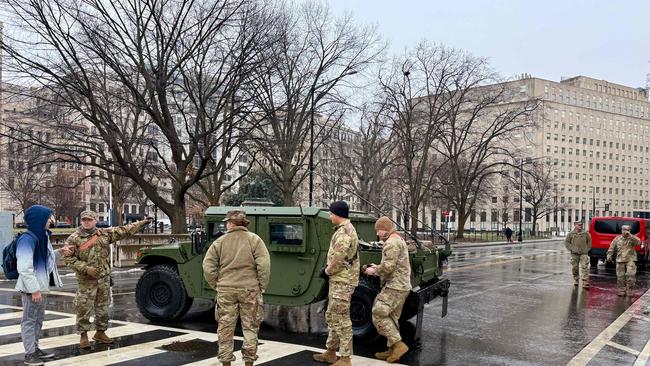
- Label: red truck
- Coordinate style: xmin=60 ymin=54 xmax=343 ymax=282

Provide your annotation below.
xmin=589 ymin=216 xmax=650 ymax=267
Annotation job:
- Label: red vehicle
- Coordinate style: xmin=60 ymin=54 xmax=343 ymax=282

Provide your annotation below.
xmin=589 ymin=216 xmax=650 ymax=267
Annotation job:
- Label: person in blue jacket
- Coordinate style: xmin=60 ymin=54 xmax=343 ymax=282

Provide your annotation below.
xmin=15 ymin=205 xmax=71 ymax=366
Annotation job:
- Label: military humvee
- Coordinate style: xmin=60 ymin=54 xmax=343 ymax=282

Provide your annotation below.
xmin=135 ymin=206 xmax=451 ymax=338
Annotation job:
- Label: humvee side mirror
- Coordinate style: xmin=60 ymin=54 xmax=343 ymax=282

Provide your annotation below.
xmin=192 ymin=229 xmax=208 ymax=254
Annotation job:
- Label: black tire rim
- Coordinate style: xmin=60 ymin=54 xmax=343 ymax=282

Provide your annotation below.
xmin=350 ymin=298 xmax=370 ymax=327
xmin=149 ymin=282 xmax=172 ymax=307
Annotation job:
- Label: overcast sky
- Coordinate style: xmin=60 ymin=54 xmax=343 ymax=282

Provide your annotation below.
xmin=329 ymin=0 xmax=650 ymax=89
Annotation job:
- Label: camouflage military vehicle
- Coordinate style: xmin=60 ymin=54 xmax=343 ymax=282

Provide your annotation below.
xmin=135 ymin=206 xmax=451 ymax=338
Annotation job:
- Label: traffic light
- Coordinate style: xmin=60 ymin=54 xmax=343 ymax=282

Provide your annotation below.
xmin=604 ymin=203 xmax=610 ymax=211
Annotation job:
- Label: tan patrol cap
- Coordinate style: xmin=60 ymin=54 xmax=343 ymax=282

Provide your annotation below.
xmin=80 ymin=210 xmax=99 ymax=220
xmin=222 ymin=210 xmax=250 ymax=225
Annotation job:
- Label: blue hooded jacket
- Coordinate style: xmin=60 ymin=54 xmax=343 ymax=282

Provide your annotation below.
xmin=15 ymin=205 xmax=63 ymax=294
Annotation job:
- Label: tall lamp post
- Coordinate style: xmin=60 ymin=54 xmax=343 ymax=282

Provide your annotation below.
xmin=518 ymin=159 xmax=524 ymax=242
xmin=309 ymin=85 xmax=315 ymax=207
xmin=517 ymin=156 xmax=545 ymax=242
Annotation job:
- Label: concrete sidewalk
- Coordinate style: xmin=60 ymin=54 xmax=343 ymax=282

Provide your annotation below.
xmin=450 ymin=237 xmax=563 ymax=248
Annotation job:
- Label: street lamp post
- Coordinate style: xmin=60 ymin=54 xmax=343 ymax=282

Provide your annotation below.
xmin=518 ymin=159 xmax=524 ymax=242
xmin=309 ymin=86 xmax=315 ymax=207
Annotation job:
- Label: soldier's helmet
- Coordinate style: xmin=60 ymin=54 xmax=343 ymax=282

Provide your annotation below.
xmin=222 ymin=210 xmax=250 ymax=226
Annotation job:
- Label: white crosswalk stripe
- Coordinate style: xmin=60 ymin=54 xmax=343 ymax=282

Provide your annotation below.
xmin=0 ymin=304 xmax=403 ymax=365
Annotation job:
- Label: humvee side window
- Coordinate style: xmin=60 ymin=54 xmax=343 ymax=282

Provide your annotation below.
xmin=270 ymin=224 xmax=303 ymax=245
xmin=209 ymin=222 xmax=227 ymax=240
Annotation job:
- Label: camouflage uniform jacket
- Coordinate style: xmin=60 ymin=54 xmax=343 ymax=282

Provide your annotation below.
xmin=564 ymin=230 xmax=592 ymax=254
xmin=376 ymin=235 xmax=411 ymax=291
xmin=64 ymin=220 xmax=149 ymax=281
xmin=202 ymin=226 xmax=271 ymax=291
xmin=608 ymin=234 xmax=641 ymax=262
xmin=327 ymin=219 xmax=359 ymax=286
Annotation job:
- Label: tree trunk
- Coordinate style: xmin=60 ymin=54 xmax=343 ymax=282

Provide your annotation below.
xmin=456 ymin=213 xmax=468 ymax=239
xmin=169 ymin=197 xmax=188 ymax=234
xmin=409 ymin=205 xmax=419 ymax=238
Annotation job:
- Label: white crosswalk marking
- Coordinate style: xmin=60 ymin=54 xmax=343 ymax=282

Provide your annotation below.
xmin=0 ymin=303 xmax=404 ymax=365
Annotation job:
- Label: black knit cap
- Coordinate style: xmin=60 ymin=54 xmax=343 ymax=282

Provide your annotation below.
xmin=329 ymin=200 xmax=349 ymax=218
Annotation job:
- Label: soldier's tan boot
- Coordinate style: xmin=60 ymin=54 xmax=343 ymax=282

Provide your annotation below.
xmin=331 ymin=356 xmax=351 ymax=366
xmin=313 ymin=349 xmax=338 ymax=364
xmin=93 ymin=330 xmax=114 ymax=344
xmin=386 ymin=341 xmax=409 ymax=363
xmin=375 ymin=345 xmax=392 ymax=360
xmin=79 ymin=332 xmax=91 ymax=349
xmin=617 ymin=289 xmax=626 ymax=296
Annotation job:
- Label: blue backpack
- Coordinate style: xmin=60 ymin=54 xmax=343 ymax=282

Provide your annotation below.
xmin=2 ymin=232 xmax=34 ymax=280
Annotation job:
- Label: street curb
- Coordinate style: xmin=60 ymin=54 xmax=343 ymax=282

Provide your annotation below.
xmin=450 ymin=238 xmax=563 ymax=249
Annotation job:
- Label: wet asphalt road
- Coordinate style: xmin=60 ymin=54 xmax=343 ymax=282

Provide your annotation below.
xmin=1 ymin=239 xmax=648 ymax=365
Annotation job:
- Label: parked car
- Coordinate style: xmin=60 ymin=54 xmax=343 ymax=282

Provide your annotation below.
xmin=15 ymin=222 xmax=27 ymax=228
xmin=53 ymin=221 xmax=72 ymax=228
xmin=96 ymin=221 xmax=110 ymax=228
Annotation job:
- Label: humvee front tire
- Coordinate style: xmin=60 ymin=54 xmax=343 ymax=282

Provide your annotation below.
xmin=136 ymin=264 xmax=193 ymax=322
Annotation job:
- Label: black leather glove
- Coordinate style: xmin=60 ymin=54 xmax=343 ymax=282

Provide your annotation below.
xmin=319 ymin=266 xmax=328 ymax=280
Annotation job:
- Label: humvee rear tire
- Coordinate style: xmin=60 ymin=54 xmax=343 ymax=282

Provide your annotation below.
xmin=350 ymin=278 xmax=379 ymax=339
xmin=136 ymin=264 xmax=193 ymax=322
xmin=589 ymin=256 xmax=599 ymax=268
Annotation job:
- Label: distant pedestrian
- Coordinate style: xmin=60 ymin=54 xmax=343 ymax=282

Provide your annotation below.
xmin=16 ymin=205 xmax=72 ymax=366
xmin=607 ymin=225 xmax=640 ymax=296
xmin=504 ymin=227 xmax=513 ymax=243
xmin=202 ymin=210 xmax=270 ymax=366
xmin=565 ymin=221 xmax=592 ymax=289
xmin=364 ymin=216 xmax=410 ymax=363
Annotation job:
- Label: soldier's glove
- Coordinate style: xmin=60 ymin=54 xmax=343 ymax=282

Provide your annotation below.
xmin=86 ymin=267 xmax=99 ymax=279
xmin=319 ymin=266 xmax=329 ymax=281
xmin=606 ymin=255 xmax=613 ymax=263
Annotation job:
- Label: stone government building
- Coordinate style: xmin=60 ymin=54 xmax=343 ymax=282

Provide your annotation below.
xmin=412 ymin=75 xmax=650 ymax=235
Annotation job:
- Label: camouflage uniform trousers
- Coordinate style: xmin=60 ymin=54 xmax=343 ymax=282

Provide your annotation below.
xmin=616 ymin=260 xmax=637 ymax=291
xmin=372 ymin=287 xmax=409 ymax=347
xmin=215 ymin=287 xmax=264 ymax=363
xmin=570 ymin=253 xmax=590 ymax=283
xmin=325 ymin=281 xmax=356 ymax=357
xmin=75 ymin=276 xmax=110 ymax=333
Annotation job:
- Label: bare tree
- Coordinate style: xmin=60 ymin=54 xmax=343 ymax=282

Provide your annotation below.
xmin=332 ymin=103 xmax=397 ymax=213
xmin=521 ymin=160 xmax=557 ymax=236
xmin=379 ymin=42 xmax=464 ymax=237
xmin=432 ymin=77 xmax=541 ymax=239
xmin=0 ymin=143 xmax=51 ymax=215
xmin=1 ymin=0 xmax=270 ymax=233
xmin=246 ymin=1 xmax=383 ymax=205
xmin=43 ymin=168 xmax=85 ymax=223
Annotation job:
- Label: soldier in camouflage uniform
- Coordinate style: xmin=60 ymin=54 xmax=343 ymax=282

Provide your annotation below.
xmin=364 ymin=216 xmax=411 ymax=363
xmin=564 ymin=221 xmax=592 ymax=289
xmin=63 ymin=211 xmax=150 ymax=349
xmin=202 ymin=210 xmax=270 ymax=366
xmin=607 ymin=225 xmax=641 ymax=296
xmin=313 ymin=201 xmax=359 ymax=366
